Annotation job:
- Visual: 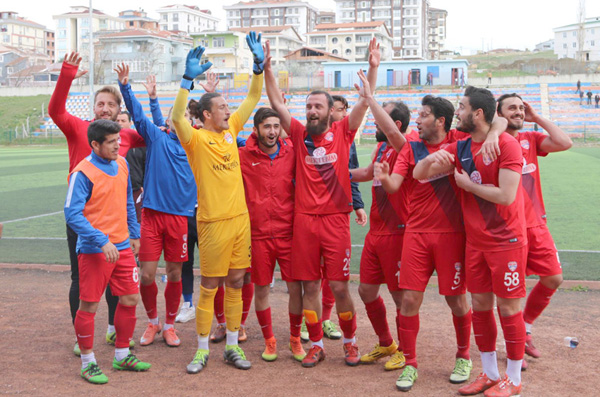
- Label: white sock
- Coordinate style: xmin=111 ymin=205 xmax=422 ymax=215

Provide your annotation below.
xmin=163 ymin=323 xmax=173 ymax=331
xmin=114 ymin=347 xmax=129 ymax=361
xmin=506 ymin=359 xmax=522 ymax=386
xmin=343 ymin=337 xmax=356 ymax=344
xmin=218 ymin=322 xmax=226 ymax=326
xmin=525 ymin=322 xmax=533 ymax=334
xmin=107 ymin=325 xmax=115 ymax=334
xmin=480 ymin=351 xmax=500 ymax=381
xmin=312 ymin=339 xmax=324 ymax=348
xmin=149 ymin=317 xmax=159 ymax=326
xmin=226 ymin=330 xmax=239 ymax=346
xmin=197 ymin=335 xmax=209 ymax=351
xmin=80 ymin=352 xmax=96 ymax=370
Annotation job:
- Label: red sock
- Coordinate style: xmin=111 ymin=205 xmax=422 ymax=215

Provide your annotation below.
xmin=214 ymin=285 xmax=225 ymax=324
xmin=164 ymin=280 xmax=182 ymax=324
xmin=365 ymin=296 xmax=394 ymax=347
xmin=256 ymin=308 xmax=274 ymax=339
xmin=396 ymin=309 xmax=404 ymax=351
xmin=523 ymin=282 xmax=557 ymax=325
xmin=306 ymin=319 xmax=323 ymax=342
xmin=399 ymin=314 xmax=419 ymax=368
xmin=321 ymin=280 xmax=335 ymax=321
xmin=453 ymin=309 xmax=472 ymax=360
xmin=472 ymin=310 xmax=497 ymax=352
xmin=114 ymin=303 xmax=137 ymax=349
xmin=338 ymin=312 xmax=357 ymax=340
xmin=289 ymin=313 xmax=303 ymax=337
xmin=500 ymin=311 xmax=526 ymax=360
xmin=241 ymin=283 xmax=254 ymax=326
xmin=140 ymin=281 xmax=158 ymax=320
xmin=74 ymin=310 xmax=95 ymax=351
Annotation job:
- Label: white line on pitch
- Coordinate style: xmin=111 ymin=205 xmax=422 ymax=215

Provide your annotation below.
xmin=2 ymin=211 xmax=63 ymax=224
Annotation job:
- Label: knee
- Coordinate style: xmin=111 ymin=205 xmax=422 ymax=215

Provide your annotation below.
xmin=302 ymin=280 xmax=321 ymax=296
xmin=541 ymin=274 xmax=563 ymax=290
xmin=140 ymin=272 xmax=155 ymax=285
xmin=119 ymin=294 xmax=139 ymax=306
xmin=445 ymin=294 xmax=470 ymax=315
xmin=328 ymin=281 xmax=349 ymax=299
xmin=358 ymin=284 xmax=378 ymax=303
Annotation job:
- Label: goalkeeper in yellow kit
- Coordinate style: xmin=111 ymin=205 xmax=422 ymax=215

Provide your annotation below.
xmin=172 ymin=32 xmax=265 ymax=373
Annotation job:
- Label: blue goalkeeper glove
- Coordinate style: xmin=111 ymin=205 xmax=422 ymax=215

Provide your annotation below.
xmin=246 ymin=32 xmax=264 ymax=75
xmin=181 ymin=46 xmax=212 ymax=90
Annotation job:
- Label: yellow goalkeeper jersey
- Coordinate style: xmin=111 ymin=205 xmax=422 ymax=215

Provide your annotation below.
xmin=173 ymin=73 xmax=264 ymax=222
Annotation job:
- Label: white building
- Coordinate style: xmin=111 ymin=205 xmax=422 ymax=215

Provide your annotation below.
xmin=554 ymin=16 xmax=600 ymax=61
xmin=223 ymin=0 xmax=318 ymax=37
xmin=231 ymin=26 xmax=304 ymax=65
xmin=305 ymin=21 xmax=393 ymax=62
xmin=334 ymin=0 xmax=445 ymax=60
xmin=156 ymin=4 xmax=219 ymax=34
xmin=0 ymin=11 xmax=53 ymax=56
xmin=53 ymin=6 xmax=124 ymax=63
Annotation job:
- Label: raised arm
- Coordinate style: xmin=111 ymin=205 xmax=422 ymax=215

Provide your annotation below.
xmin=142 ymin=74 xmax=165 ymax=127
xmin=354 ymin=69 xmax=406 ymax=152
xmin=524 ymin=102 xmax=572 ymax=153
xmin=263 ymin=40 xmax=291 ymax=133
xmin=116 ymin=63 xmax=162 ymax=142
xmin=48 ymin=52 xmax=89 ymax=135
xmin=348 ymin=39 xmax=380 ymax=132
xmin=174 ymin=46 xmax=213 ymax=144
xmin=198 ymin=71 xmax=220 ymax=94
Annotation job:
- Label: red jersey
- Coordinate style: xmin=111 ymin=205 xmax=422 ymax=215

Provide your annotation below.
xmin=239 ymin=134 xmax=295 ymax=239
xmin=515 ymin=131 xmax=549 ymax=228
xmin=370 ymin=142 xmax=408 ymax=235
xmin=445 ymin=133 xmax=526 ymax=251
xmin=49 ymin=62 xmax=145 ymax=173
xmin=394 ymin=130 xmax=466 ymax=233
xmin=288 ymin=116 xmax=356 ymax=214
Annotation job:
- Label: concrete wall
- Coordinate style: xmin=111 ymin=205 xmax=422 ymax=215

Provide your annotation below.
xmin=468 ymin=73 xmax=600 ymax=88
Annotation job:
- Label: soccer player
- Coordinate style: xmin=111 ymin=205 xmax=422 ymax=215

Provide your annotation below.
xmin=64 ymin=119 xmax=150 ymax=384
xmin=172 ymin=32 xmax=264 ymax=373
xmin=115 ymin=64 xmax=197 ymax=348
xmin=349 ymin=71 xmax=413 ymax=372
xmin=49 ymin=52 xmax=145 ymax=356
xmin=264 ymin=39 xmax=379 ymax=367
xmin=496 ymin=94 xmax=572 ymax=363
xmin=414 ymin=86 xmax=527 ymax=397
xmin=238 ymin=107 xmax=305 ymax=362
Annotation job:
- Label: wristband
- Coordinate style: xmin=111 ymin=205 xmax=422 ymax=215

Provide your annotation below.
xmin=180 ymin=77 xmax=194 ymax=91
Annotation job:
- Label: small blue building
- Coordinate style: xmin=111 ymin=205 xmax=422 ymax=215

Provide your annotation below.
xmin=323 ymin=59 xmax=469 ymax=88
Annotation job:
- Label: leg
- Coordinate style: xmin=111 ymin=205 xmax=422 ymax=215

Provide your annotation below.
xmin=359 ymin=283 xmax=394 ymax=349
xmin=321 ymin=278 xmax=341 ymax=339
xmin=67 ymin=224 xmax=80 ymax=324
xmin=255 ymin=283 xmax=276 ymax=361
xmin=163 ymin=261 xmax=183 ymax=346
xmin=139 ymin=260 xmax=161 ymax=346
xmin=240 ymin=272 xmax=254 ymax=329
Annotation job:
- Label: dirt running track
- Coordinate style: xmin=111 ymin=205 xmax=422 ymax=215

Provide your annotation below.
xmin=0 ymin=267 xmax=598 ymax=396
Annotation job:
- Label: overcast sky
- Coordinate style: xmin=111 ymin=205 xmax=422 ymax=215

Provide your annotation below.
xmin=11 ymin=0 xmax=600 ymax=54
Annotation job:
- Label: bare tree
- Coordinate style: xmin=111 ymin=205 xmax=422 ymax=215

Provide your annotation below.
xmin=577 ymin=0 xmax=586 ymax=62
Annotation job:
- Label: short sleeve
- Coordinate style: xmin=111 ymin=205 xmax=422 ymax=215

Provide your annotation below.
xmin=531 ymin=131 xmax=549 ymax=157
xmin=499 ymin=136 xmax=523 ymax=173
xmin=393 ymin=144 xmax=412 ymax=178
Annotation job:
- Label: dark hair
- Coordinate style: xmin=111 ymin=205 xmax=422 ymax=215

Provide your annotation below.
xmin=496 ymin=93 xmax=523 ymax=115
xmin=463 ymin=85 xmax=496 ymax=124
xmin=88 ymin=119 xmax=121 ymax=146
xmin=421 ymin=95 xmax=454 ymax=132
xmin=253 ymin=107 xmax=280 ymax=129
xmin=119 ymin=110 xmax=131 ymax=122
xmin=196 ymin=92 xmax=222 ymax=122
xmin=187 ymin=99 xmax=200 ymax=119
xmin=306 ymin=90 xmax=333 ymax=109
xmin=331 ymin=95 xmax=349 ymax=110
xmin=94 ymin=86 xmax=122 ymax=107
xmin=383 ymin=101 xmax=410 ymax=133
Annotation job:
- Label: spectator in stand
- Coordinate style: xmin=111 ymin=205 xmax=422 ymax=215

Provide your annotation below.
xmin=586 ymin=91 xmax=593 ymax=105
xmin=576 ymin=80 xmax=581 ymax=94
xmin=579 ymin=90 xmax=584 ymax=105
xmin=595 ymin=94 xmax=600 ymax=109
xmin=487 ymin=71 xmax=492 ymax=86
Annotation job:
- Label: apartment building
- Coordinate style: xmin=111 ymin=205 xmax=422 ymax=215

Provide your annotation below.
xmin=156 ymin=4 xmax=219 ymax=34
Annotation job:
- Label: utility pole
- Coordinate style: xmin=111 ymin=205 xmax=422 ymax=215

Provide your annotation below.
xmin=89 ymin=0 xmax=95 ymax=119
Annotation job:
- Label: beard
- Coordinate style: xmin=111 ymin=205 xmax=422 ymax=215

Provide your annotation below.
xmin=306 ymin=117 xmax=329 ymax=136
xmin=507 ymin=118 xmax=524 ymax=131
xmin=457 ymin=113 xmax=475 ymax=133
xmin=375 ymin=128 xmax=388 ymax=142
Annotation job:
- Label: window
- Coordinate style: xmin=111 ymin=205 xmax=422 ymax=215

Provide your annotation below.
xmin=345 ymin=36 xmax=351 ymax=43
xmin=572 ymin=31 xmax=576 ymax=37
xmin=345 ymin=48 xmax=352 ymax=55
xmin=332 ymin=49 xmax=338 ymax=55
xmin=274 ymin=9 xmax=279 ymax=16
xmin=332 ymin=37 xmax=338 ymax=44
xmin=213 ymin=36 xmax=225 ymax=47
xmin=592 ymin=40 xmax=595 ymax=46
xmin=173 ymin=24 xmax=178 ymax=31
xmin=573 ymin=42 xmax=576 ymax=48
xmin=173 ymin=13 xmax=179 ymax=22
xmin=562 ymin=43 xmax=567 ymax=49
xmin=129 ymin=21 xmax=134 ymax=27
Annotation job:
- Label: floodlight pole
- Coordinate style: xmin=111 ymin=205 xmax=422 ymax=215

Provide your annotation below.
xmin=89 ymin=0 xmax=95 ymax=119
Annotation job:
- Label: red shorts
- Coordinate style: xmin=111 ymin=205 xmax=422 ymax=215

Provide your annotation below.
xmin=291 ymin=213 xmax=351 ymax=281
xmin=251 ymin=237 xmax=293 ymax=285
xmin=359 ymin=232 xmax=403 ymax=292
xmin=400 ymin=232 xmax=466 ymax=296
xmin=139 ymin=208 xmax=188 ymax=262
xmin=78 ymin=248 xmax=139 ymax=302
xmin=465 ymin=244 xmax=527 ymax=299
xmin=526 ymin=225 xmax=562 ymax=277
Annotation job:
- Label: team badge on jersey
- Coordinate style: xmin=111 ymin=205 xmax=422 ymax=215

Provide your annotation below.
xmin=507 ymin=261 xmax=518 ymax=272
xmin=345 ymin=249 xmax=350 ymax=257
xmin=520 ymin=140 xmax=530 ymax=150
xmin=386 ymin=150 xmax=392 ymax=158
xmin=325 ymin=132 xmax=334 ymax=142
xmin=314 ymin=147 xmax=326 ymax=157
xmin=469 ymin=170 xmax=482 ymax=184
xmin=522 ymin=158 xmax=537 ymax=174
xmin=454 ymin=262 xmax=462 ymax=272
xmin=183 ymin=234 xmax=188 ymax=242
xmin=225 ymin=133 xmax=233 ymax=144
